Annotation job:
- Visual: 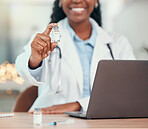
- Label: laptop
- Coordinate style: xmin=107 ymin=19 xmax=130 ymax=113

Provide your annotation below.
xmin=64 ymin=60 xmax=148 ymax=119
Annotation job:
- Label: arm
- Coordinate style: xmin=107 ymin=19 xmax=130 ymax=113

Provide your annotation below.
xmin=15 ymin=48 xmax=43 ymax=86
xmin=15 ymin=23 xmax=58 ymax=86
xmin=40 ymin=97 xmax=89 ymax=114
xmin=28 ymin=61 xmax=43 ymax=82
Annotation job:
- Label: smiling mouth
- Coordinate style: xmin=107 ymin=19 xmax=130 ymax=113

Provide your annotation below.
xmin=70 ymin=8 xmax=86 ymax=13
xmin=71 ymin=8 xmax=85 ymax=11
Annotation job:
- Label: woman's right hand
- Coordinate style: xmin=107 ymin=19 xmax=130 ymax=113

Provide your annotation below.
xmin=29 ymin=23 xmax=58 ymax=69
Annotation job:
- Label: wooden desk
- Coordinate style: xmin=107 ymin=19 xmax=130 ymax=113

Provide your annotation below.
xmin=0 ymin=113 xmax=148 ymax=129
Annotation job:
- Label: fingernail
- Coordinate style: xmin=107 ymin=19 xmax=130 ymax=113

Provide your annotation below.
xmin=28 ymin=111 xmax=34 ymax=114
xmin=45 ymin=54 xmax=47 ymax=57
xmin=48 ymin=51 xmax=51 ymax=55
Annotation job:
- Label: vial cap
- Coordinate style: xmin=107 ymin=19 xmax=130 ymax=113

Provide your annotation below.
xmin=34 ymin=108 xmax=41 ymax=112
xmin=52 ymin=26 xmax=59 ymax=31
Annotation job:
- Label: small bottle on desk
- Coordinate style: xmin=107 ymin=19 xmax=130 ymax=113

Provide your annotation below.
xmin=33 ymin=108 xmax=42 ymax=126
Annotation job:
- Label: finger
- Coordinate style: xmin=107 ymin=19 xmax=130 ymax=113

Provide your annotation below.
xmin=42 ymin=110 xmax=57 ymax=114
xmin=42 ymin=109 xmax=52 ymax=114
xmin=42 ymin=110 xmax=52 ymax=114
xmin=42 ymin=36 xmax=51 ymax=53
xmin=48 ymin=37 xmax=51 ymax=52
xmin=41 ymin=107 xmax=63 ymax=114
xmin=47 ymin=110 xmax=63 ymax=114
xmin=41 ymin=106 xmax=55 ymax=114
xmin=43 ymin=23 xmax=58 ymax=36
xmin=41 ymin=107 xmax=52 ymax=112
xmin=47 ymin=50 xmax=51 ymax=55
xmin=41 ymin=53 xmax=48 ymax=59
xmin=51 ymin=42 xmax=58 ymax=51
xmin=31 ymin=41 xmax=44 ymax=54
xmin=36 ymin=33 xmax=51 ymax=52
xmin=51 ymin=110 xmax=63 ymax=114
xmin=28 ymin=110 xmax=34 ymax=114
xmin=35 ymin=37 xmax=48 ymax=55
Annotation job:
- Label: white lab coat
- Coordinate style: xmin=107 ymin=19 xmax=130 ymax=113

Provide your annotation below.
xmin=15 ymin=18 xmax=135 ymax=111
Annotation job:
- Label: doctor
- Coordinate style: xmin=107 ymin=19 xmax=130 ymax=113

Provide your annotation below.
xmin=15 ymin=0 xmax=135 ymax=114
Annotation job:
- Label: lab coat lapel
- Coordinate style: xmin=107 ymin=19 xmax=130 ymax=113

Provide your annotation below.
xmin=58 ymin=18 xmax=113 ymax=93
xmin=58 ymin=19 xmax=83 ymax=94
xmin=90 ymin=23 xmax=113 ymax=89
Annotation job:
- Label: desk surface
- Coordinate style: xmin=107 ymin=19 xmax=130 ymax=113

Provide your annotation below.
xmin=0 ymin=113 xmax=148 ymax=129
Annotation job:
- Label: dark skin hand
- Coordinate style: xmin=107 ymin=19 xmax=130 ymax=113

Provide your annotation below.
xmin=29 ymin=102 xmax=81 ymax=114
xmin=29 ymin=23 xmax=58 ymax=69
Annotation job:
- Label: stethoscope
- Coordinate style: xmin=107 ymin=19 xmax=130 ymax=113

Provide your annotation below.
xmin=49 ymin=44 xmax=114 ymax=92
xmin=106 ymin=44 xmax=115 ymax=60
xmin=55 ymin=43 xmax=114 ymax=60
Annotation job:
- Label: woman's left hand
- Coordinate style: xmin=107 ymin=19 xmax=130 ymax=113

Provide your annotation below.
xmin=41 ymin=102 xmax=81 ymax=114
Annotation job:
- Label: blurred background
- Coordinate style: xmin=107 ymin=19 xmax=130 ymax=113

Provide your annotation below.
xmin=0 ymin=0 xmax=148 ymax=112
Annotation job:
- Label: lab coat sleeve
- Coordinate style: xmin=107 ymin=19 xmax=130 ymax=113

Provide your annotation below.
xmin=77 ymin=97 xmax=90 ymax=111
xmin=15 ymin=35 xmax=43 ymax=86
xmin=28 ymin=64 xmax=43 ymax=82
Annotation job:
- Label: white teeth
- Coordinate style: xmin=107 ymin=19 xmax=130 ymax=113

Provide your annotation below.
xmin=72 ymin=8 xmax=85 ymax=12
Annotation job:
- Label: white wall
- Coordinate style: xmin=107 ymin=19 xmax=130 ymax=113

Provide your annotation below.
xmin=9 ymin=2 xmax=53 ymax=62
xmin=0 ymin=0 xmax=54 ymax=63
xmin=0 ymin=4 xmax=9 ymax=63
xmin=113 ymin=0 xmax=148 ymax=59
xmin=0 ymin=0 xmax=148 ymax=63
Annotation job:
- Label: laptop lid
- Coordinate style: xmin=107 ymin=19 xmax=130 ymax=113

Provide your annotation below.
xmin=86 ymin=60 xmax=148 ymax=119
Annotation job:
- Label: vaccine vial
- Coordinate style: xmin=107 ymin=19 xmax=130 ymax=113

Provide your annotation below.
xmin=33 ymin=108 xmax=42 ymax=126
xmin=51 ymin=26 xmax=61 ymax=43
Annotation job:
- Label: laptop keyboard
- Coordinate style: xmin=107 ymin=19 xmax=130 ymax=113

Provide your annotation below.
xmin=64 ymin=111 xmax=87 ymax=118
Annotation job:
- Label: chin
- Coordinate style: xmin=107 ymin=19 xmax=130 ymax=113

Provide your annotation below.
xmin=69 ymin=16 xmax=89 ymax=24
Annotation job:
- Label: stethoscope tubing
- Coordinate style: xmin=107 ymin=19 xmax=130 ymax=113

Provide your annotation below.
xmin=56 ymin=44 xmax=114 ymax=60
xmin=107 ymin=44 xmax=115 ymax=60
xmin=49 ymin=44 xmax=114 ymax=92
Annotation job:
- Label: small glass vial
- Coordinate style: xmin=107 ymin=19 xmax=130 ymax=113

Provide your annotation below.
xmin=33 ymin=108 xmax=42 ymax=126
xmin=51 ymin=26 xmax=61 ymax=43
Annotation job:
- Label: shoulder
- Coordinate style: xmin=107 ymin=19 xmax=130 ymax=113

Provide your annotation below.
xmin=108 ymin=32 xmax=132 ymax=51
xmin=107 ymin=32 xmax=135 ymax=59
xmin=57 ymin=18 xmax=67 ymax=28
xmin=108 ymin=32 xmax=130 ymax=47
xmin=93 ymin=20 xmax=134 ymax=58
xmin=91 ymin=18 xmax=129 ymax=45
xmin=108 ymin=32 xmax=128 ymax=43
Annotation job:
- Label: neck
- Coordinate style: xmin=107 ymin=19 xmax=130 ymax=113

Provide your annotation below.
xmin=68 ymin=19 xmax=92 ymax=41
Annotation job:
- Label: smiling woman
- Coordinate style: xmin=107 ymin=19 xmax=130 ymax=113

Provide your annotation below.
xmin=51 ymin=0 xmax=102 ymax=41
xmin=15 ymin=0 xmax=135 ymax=114
xmin=51 ymin=0 xmax=102 ymax=26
